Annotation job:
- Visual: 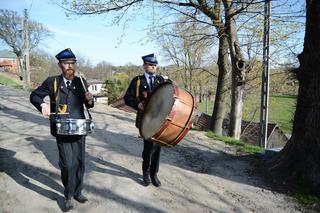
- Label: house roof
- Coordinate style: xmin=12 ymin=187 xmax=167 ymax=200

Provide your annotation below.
xmin=0 ymin=61 xmax=14 ymax=67
xmin=0 ymin=50 xmax=17 ymax=59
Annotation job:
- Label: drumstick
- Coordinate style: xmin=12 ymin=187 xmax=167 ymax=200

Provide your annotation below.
xmin=79 ymin=74 xmax=88 ymax=93
xmin=49 ymin=112 xmax=69 ymax=115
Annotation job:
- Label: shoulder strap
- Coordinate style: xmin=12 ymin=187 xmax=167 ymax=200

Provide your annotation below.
xmin=136 ymin=76 xmax=140 ymax=100
xmin=54 ymin=78 xmax=58 ymax=102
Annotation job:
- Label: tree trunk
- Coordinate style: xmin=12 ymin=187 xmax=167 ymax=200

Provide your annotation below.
xmin=16 ymin=56 xmax=26 ymax=85
xmin=199 ymin=84 xmax=203 ymax=103
xmin=269 ymin=0 xmax=320 ymax=192
xmin=183 ymin=63 xmax=188 ymax=89
xmin=224 ymin=1 xmax=246 ymax=139
xmin=210 ymin=32 xmax=230 ymax=135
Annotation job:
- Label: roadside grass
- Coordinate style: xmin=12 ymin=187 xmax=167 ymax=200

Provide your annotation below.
xmin=206 ymin=129 xmax=320 ymax=208
xmin=0 ymin=72 xmax=23 ymax=89
xmin=200 ymin=97 xmax=320 ymax=208
xmin=206 ymin=131 xmax=264 ymax=154
xmin=291 ymin=179 xmax=320 ymax=206
xmin=198 ymin=94 xmax=296 ymax=134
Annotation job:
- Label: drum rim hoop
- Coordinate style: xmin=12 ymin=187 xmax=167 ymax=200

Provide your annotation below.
xmin=140 ymin=82 xmax=197 ymax=147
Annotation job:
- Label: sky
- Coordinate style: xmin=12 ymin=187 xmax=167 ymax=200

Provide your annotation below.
xmin=0 ymin=0 xmax=306 ymax=67
xmin=0 ymin=0 xmax=163 ymax=66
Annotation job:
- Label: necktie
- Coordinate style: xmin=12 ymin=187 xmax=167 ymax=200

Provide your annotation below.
xmin=149 ymin=76 xmax=154 ymax=91
xmin=66 ymin=81 xmax=71 ymax=90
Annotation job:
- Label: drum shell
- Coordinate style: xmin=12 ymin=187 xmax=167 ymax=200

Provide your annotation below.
xmin=140 ymin=83 xmax=197 ymax=147
xmin=56 ymin=118 xmax=93 ymax=135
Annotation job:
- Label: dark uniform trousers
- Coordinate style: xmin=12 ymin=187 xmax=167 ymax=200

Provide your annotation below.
xmin=124 ymin=74 xmax=165 ymax=177
xmin=30 ymin=75 xmax=93 ymax=199
xmin=142 ymin=140 xmax=161 ymax=176
xmin=57 ymin=135 xmax=85 ymax=199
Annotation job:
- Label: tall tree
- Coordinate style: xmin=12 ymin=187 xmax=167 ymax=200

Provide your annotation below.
xmin=270 ymin=0 xmax=320 ymax=193
xmin=0 ymin=9 xmax=51 ymax=87
xmin=223 ymin=0 xmax=246 ymax=139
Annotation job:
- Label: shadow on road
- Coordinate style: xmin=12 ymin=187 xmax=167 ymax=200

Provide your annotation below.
xmin=0 ymin=147 xmax=65 ymax=211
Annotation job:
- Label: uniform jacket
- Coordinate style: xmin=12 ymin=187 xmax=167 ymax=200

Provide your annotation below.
xmin=30 ymin=74 xmax=94 ymax=136
xmin=124 ymin=74 xmax=166 ymax=128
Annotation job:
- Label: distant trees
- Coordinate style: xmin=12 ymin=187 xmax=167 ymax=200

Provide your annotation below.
xmin=29 ymin=49 xmax=60 ymax=84
xmin=91 ymin=61 xmax=113 ymax=80
xmin=0 ymin=9 xmax=51 ymax=87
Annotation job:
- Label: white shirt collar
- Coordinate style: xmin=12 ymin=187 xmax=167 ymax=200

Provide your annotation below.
xmin=144 ymin=72 xmax=156 ymax=89
xmin=62 ymin=76 xmax=72 ymax=86
xmin=144 ymin=72 xmax=156 ymax=79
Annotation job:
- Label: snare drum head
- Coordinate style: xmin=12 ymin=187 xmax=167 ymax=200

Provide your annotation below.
xmin=140 ymin=83 xmax=175 ymax=139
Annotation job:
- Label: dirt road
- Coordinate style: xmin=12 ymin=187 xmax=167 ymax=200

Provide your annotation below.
xmin=0 ymin=85 xmax=307 ymax=212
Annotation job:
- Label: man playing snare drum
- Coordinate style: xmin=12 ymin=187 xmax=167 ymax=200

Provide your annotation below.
xmin=124 ymin=53 xmax=169 ymax=187
xmin=30 ymin=48 xmax=94 ymax=211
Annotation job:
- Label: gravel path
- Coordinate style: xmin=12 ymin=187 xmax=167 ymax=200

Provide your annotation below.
xmin=0 ymin=85 xmax=307 ymax=213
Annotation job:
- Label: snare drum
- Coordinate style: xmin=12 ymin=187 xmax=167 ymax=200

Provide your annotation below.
xmin=56 ymin=118 xmax=94 ymax=135
xmin=140 ymin=82 xmax=197 ymax=147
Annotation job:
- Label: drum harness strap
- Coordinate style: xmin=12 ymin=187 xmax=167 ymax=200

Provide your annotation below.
xmin=136 ymin=75 xmax=151 ymax=102
xmin=53 ymin=78 xmax=61 ymax=117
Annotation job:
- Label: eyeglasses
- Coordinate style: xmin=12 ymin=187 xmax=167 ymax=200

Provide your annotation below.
xmin=61 ymin=61 xmax=76 ymax=66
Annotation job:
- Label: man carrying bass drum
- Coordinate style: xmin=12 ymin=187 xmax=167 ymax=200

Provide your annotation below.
xmin=124 ymin=53 xmax=170 ymax=187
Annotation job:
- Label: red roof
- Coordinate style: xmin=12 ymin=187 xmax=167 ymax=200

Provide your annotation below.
xmin=0 ymin=61 xmax=14 ymax=67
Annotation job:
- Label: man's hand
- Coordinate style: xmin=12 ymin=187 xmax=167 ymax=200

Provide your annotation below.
xmin=85 ymin=92 xmax=94 ymax=105
xmin=138 ymin=102 xmax=145 ymax=111
xmin=40 ymin=103 xmax=50 ymax=118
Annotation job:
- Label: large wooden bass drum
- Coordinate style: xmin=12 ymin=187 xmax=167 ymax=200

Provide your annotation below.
xmin=139 ymin=82 xmax=197 ymax=147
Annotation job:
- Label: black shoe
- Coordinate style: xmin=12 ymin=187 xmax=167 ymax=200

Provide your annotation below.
xmin=74 ymin=194 xmax=88 ymax=203
xmin=63 ymin=198 xmax=74 ymax=212
xmin=151 ymin=175 xmax=161 ymax=187
xmin=143 ymin=173 xmax=151 ymax=186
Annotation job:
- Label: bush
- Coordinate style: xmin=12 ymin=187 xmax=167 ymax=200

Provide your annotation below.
xmin=104 ymin=79 xmax=125 ymax=104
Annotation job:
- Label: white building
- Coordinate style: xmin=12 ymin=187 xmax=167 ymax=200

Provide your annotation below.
xmin=87 ymin=79 xmax=108 ymax=104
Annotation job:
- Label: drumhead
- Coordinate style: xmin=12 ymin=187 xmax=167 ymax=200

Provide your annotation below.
xmin=140 ymin=83 xmax=175 ymax=139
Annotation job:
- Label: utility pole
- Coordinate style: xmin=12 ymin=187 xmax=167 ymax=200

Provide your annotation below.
xmin=23 ymin=9 xmax=30 ymax=87
xmin=259 ymin=0 xmax=271 ymax=149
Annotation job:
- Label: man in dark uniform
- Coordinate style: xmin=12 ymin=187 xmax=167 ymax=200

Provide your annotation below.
xmin=30 ymin=48 xmax=94 ymax=211
xmin=124 ymin=53 xmax=168 ymax=187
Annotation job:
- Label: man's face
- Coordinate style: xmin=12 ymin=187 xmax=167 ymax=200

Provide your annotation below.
xmin=59 ymin=60 xmax=76 ymax=80
xmin=143 ymin=63 xmax=157 ymax=74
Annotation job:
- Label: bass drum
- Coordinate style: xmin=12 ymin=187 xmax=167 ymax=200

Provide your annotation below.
xmin=140 ymin=82 xmax=197 ymax=147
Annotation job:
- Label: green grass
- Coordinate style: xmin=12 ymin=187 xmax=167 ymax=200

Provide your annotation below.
xmin=0 ymin=72 xmax=23 ymax=89
xmin=293 ymin=192 xmax=320 ymax=205
xmin=198 ymin=94 xmax=296 ymax=134
xmin=206 ymin=131 xmax=264 ymax=154
xmin=291 ymin=179 xmax=320 ymax=205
